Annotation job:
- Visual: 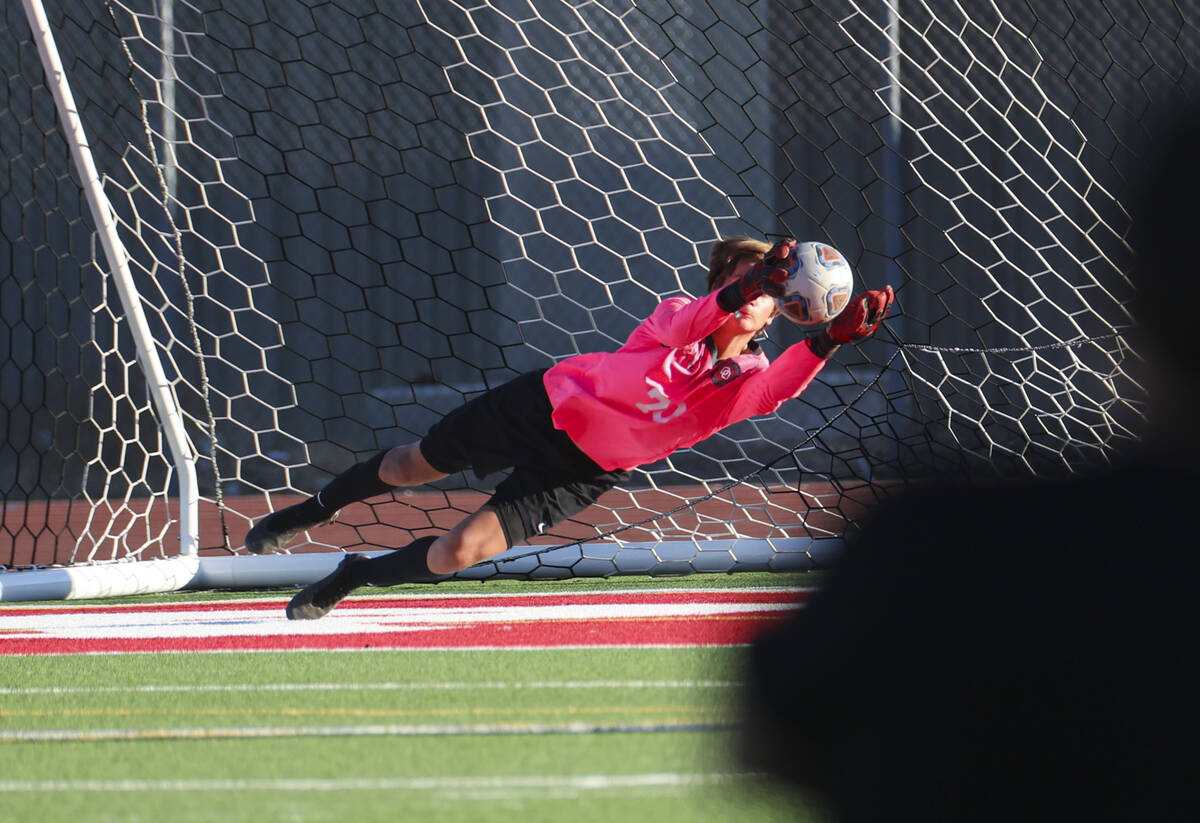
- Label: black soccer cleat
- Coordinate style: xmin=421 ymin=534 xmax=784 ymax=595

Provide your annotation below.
xmin=286 ymin=553 xmax=370 ymax=620
xmin=244 ymin=504 xmax=332 ymax=555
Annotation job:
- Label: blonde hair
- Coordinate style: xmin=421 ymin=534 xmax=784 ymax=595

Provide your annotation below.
xmin=706 ymin=236 xmax=772 ymax=292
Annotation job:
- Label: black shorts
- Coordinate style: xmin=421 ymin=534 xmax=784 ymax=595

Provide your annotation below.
xmin=419 ymin=370 xmax=630 ymax=547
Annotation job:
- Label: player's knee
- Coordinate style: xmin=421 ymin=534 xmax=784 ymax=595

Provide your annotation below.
xmin=379 ymin=443 xmax=443 ymax=487
xmin=428 ymin=537 xmax=474 ymax=574
xmin=437 ymin=537 xmax=490 ymax=571
xmin=430 ymin=514 xmax=507 ymax=573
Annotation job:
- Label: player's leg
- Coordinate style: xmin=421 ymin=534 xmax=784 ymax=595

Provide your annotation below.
xmin=285 ymin=507 xmax=506 ymax=619
xmin=244 ymin=442 xmax=447 ymax=554
xmin=248 ymin=372 xmax=544 ymax=555
xmin=283 ymin=370 xmax=628 ymax=619
xmin=286 ymin=464 xmax=630 ymax=619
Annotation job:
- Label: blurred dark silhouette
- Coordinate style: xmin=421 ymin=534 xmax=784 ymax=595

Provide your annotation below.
xmin=741 ymin=101 xmax=1200 ymax=822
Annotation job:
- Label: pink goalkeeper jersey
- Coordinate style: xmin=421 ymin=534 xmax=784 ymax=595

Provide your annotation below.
xmin=542 ymin=290 xmax=827 ymax=471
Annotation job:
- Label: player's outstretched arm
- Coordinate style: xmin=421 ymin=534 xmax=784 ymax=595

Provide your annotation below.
xmin=808 ymin=285 xmax=894 ymax=359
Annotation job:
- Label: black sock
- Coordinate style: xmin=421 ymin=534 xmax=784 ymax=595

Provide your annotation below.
xmin=348 ymin=536 xmax=444 ymax=586
xmin=269 ymin=450 xmax=395 ymax=533
xmin=314 ymin=450 xmax=395 ymax=512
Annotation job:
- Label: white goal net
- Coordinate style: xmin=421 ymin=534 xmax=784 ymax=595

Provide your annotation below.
xmin=2 ymin=0 xmax=1193 ymax=597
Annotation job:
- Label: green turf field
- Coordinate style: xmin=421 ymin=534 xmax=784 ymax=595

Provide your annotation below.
xmin=0 ymin=575 xmax=822 ymax=823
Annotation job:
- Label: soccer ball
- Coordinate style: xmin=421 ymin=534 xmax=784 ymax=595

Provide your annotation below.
xmin=777 ymin=241 xmax=854 ymax=325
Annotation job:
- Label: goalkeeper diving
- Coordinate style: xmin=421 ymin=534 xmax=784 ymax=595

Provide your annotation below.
xmin=244 ymin=237 xmax=894 ymax=619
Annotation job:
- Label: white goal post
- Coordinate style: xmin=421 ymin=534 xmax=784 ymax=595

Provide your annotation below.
xmin=3 ymin=0 xmax=1183 ymax=601
xmin=2 ymin=0 xmax=199 ymax=600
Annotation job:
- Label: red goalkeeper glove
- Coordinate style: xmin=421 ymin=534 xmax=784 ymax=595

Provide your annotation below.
xmin=741 ymin=238 xmax=797 ymax=302
xmin=717 ymin=238 xmax=798 ymax=312
xmin=809 ymin=285 xmax=894 ymax=359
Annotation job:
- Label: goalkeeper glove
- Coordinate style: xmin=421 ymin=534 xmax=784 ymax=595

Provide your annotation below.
xmin=717 ymin=238 xmax=797 ymax=312
xmin=809 ymin=285 xmax=894 ymax=359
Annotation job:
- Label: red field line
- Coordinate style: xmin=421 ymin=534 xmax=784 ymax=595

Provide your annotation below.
xmin=0 ymin=589 xmax=808 ymax=655
xmin=0 ymin=588 xmax=807 ymax=616
xmin=0 ymin=615 xmax=791 ymax=655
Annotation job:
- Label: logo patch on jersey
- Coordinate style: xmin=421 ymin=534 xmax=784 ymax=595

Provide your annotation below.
xmin=711 ymin=359 xmax=741 ymax=386
xmin=815 ymin=243 xmax=843 ymax=267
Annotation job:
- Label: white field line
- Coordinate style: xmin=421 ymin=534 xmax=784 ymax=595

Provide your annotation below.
xmin=1 ymin=587 xmax=812 ymax=609
xmin=0 ymin=719 xmax=736 ymax=743
xmin=0 ymin=601 xmax=797 ymax=641
xmin=7 ymin=643 xmax=759 ymax=656
xmin=0 ymin=772 xmax=758 ymax=794
xmin=0 ymin=679 xmax=740 ymax=696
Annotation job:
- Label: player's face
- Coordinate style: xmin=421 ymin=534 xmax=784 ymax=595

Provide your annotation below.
xmin=721 ymin=258 xmax=778 ymax=333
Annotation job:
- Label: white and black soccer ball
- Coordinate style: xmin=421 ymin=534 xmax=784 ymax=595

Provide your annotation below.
xmin=777 ymin=242 xmax=854 ymax=325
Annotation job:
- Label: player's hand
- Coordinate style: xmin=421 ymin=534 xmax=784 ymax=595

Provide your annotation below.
xmin=827 ymin=285 xmax=894 ymax=344
xmin=809 ymin=285 xmax=894 ymax=358
xmin=740 ymin=238 xmax=797 ymax=302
